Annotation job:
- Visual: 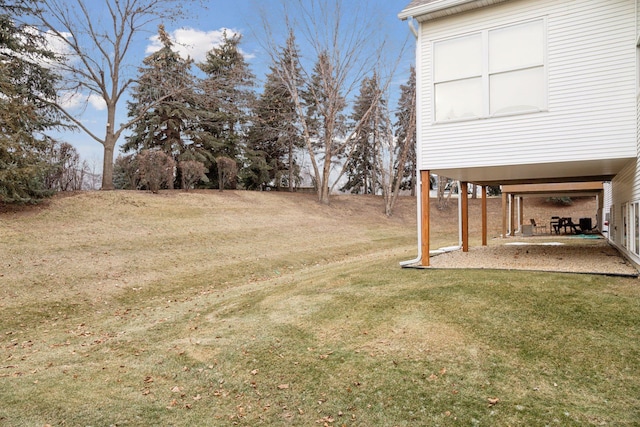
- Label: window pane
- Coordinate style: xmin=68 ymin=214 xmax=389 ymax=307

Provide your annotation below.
xmin=489 ymin=20 xmax=544 ymax=73
xmin=490 ymin=67 xmax=544 ymax=115
xmin=435 ymin=77 xmax=483 ymax=121
xmin=434 ymin=34 xmax=482 ymax=81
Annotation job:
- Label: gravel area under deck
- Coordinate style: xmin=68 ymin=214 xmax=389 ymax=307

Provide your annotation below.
xmin=428 ymin=236 xmax=639 ymax=277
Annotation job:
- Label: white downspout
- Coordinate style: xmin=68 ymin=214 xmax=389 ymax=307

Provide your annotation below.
xmin=408 ymin=17 xmax=419 ymax=38
xmin=400 ymin=15 xmax=423 ymax=267
xmin=400 ymin=168 xmax=423 ymax=266
xmin=398 ymin=16 xmax=462 ymax=267
xmin=458 ymin=181 xmax=463 ymax=246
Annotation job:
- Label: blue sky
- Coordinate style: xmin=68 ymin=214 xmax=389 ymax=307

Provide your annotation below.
xmin=54 ymin=0 xmax=415 ymax=170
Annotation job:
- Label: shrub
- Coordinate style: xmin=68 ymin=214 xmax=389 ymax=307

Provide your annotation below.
xmin=138 ymin=150 xmax=174 ymax=193
xmin=216 ymin=157 xmax=238 ymax=191
xmin=179 ymin=160 xmax=208 ymax=190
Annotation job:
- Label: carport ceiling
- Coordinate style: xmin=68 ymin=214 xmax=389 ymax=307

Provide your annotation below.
xmin=432 ymin=157 xmax=631 ymax=186
xmin=502 ymin=182 xmax=604 ymax=198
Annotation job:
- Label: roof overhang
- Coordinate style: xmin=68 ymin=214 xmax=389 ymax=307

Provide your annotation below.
xmin=429 ymin=157 xmax=634 ymax=187
xmin=398 ymin=0 xmax=513 ymax=22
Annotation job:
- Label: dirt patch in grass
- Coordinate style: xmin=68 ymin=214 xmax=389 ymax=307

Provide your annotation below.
xmin=430 ymin=237 xmax=638 ymax=276
xmin=428 ymin=196 xmax=637 ymax=276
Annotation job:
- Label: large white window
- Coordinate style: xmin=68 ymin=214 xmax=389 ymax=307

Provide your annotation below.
xmin=433 ymin=19 xmax=546 ymax=122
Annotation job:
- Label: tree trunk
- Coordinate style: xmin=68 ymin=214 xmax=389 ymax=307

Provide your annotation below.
xmin=316 ymin=122 xmax=333 ymax=204
xmin=319 ymin=153 xmax=331 ymax=204
xmin=288 ymin=141 xmax=294 ymax=192
xmin=101 ymin=139 xmax=115 ymax=190
xmin=410 ymin=173 xmax=416 ymax=197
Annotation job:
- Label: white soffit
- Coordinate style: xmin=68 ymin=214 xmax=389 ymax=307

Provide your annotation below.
xmin=398 ymin=0 xmax=513 ymax=22
xmin=430 ymin=157 xmax=635 ymax=186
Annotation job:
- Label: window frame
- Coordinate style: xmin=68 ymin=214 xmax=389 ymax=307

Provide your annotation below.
xmin=432 ymin=18 xmax=548 ymax=124
xmin=622 ymin=202 xmax=628 ymax=249
xmin=634 ymin=202 xmax=639 ymax=255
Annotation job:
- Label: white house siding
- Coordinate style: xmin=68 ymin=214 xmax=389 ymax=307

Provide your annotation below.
xmin=603 ymin=180 xmax=612 ymax=232
xmin=417 ymin=0 xmax=637 ymax=173
xmin=608 ymin=90 xmax=640 ymax=264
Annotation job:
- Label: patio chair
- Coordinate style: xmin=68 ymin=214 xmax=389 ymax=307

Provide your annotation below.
xmin=550 ymin=216 xmax=561 ymax=234
xmin=530 ymin=219 xmax=547 ymax=234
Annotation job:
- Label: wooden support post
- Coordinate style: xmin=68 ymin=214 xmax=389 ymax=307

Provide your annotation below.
xmin=507 ymin=194 xmax=516 ymax=236
xmin=482 ymin=185 xmax=487 ymax=246
xmin=518 ymin=196 xmax=524 ymax=234
xmin=597 ymin=190 xmax=604 ymax=230
xmin=502 ymin=192 xmax=508 ymax=237
xmin=420 ymin=170 xmax=430 ymax=266
xmin=461 ymin=181 xmax=469 ymax=252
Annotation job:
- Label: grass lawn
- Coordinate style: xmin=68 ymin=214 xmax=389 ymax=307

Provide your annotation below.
xmin=1 ymin=191 xmax=638 ymax=426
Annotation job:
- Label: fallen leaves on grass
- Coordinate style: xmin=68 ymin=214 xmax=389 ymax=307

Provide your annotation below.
xmin=488 ymin=397 xmax=500 ymax=406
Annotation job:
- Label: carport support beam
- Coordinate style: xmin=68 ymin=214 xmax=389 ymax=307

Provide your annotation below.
xmin=482 ymin=185 xmax=487 ymax=246
xmin=461 ymin=181 xmax=469 ymax=252
xmin=502 ymin=192 xmax=508 ymax=237
xmin=510 ymin=194 xmax=516 ymax=236
xmin=518 ymin=196 xmax=524 ymax=233
xmin=420 ymin=170 xmax=430 ymax=266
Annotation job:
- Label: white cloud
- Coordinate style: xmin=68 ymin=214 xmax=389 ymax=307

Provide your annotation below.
xmin=59 ymin=91 xmax=106 ymax=111
xmin=59 ymin=91 xmax=82 ymax=109
xmin=43 ymin=29 xmax=74 ymax=60
xmin=145 ymin=27 xmax=253 ymax=63
xmin=87 ymin=93 xmax=107 ymax=111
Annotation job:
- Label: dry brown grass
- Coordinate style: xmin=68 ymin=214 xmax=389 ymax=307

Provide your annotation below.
xmin=0 ymin=191 xmax=416 ymax=308
xmin=0 ymin=192 xmax=597 ymax=310
xmin=2 ymin=191 xmax=637 ymax=427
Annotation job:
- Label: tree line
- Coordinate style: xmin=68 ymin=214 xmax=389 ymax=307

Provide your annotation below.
xmin=1 ymin=0 xmax=416 ymax=215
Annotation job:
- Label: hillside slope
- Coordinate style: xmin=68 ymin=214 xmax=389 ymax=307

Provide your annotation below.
xmin=0 ymin=191 xmax=418 ymax=309
xmin=2 ymin=191 xmax=636 ymax=427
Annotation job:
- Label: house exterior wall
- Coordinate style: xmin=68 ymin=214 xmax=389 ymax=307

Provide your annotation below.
xmin=609 ymin=92 xmax=640 ymax=265
xmin=602 ymin=181 xmax=612 ymax=234
xmin=416 ymin=0 xmax=637 ymax=172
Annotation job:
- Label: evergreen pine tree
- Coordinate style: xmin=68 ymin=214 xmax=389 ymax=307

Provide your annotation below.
xmin=0 ymin=0 xmax=62 ymax=203
xmin=301 ymin=51 xmax=347 ymax=196
xmin=245 ymin=34 xmax=303 ymax=191
xmin=302 ymin=52 xmax=345 ymax=147
xmin=394 ymin=66 xmax=417 ymax=195
xmin=198 ymin=32 xmax=255 ymax=188
xmin=122 ymin=24 xmax=200 ymax=189
xmin=341 ymin=72 xmax=387 ymax=194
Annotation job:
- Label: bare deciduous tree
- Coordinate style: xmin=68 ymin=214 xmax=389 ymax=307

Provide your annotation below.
xmin=179 ymin=160 xmax=207 ymax=191
xmin=138 ymin=149 xmax=174 ymax=193
xmin=46 ymin=141 xmax=82 ymax=191
xmin=32 ymin=0 xmax=198 ymax=190
xmin=380 ymin=66 xmax=417 ymax=216
xmin=216 ymin=157 xmax=237 ymax=192
xmin=437 ymin=175 xmax=454 ymax=210
xmin=260 ymin=0 xmax=403 ymax=205
xmin=380 ymin=87 xmax=416 ymax=216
